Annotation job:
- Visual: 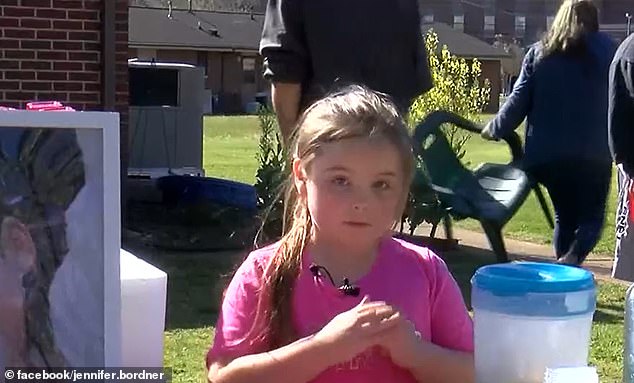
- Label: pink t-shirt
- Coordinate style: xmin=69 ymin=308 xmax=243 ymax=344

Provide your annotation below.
xmin=207 ymin=237 xmax=474 ymax=382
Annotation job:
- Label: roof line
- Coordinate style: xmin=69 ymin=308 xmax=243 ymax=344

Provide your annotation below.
xmin=129 ymin=43 xmax=259 ymax=52
xmin=128 ymin=5 xmax=265 ymax=16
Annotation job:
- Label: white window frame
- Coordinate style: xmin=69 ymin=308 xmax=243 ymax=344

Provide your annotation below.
xmin=515 ymin=15 xmax=526 ymax=36
xmin=242 ymin=56 xmax=256 ymax=84
xmin=453 ymin=14 xmax=464 ymax=31
xmin=484 ymin=15 xmax=495 ymax=32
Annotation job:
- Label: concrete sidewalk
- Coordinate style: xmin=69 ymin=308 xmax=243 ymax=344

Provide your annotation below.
xmin=413 ymin=223 xmax=622 ymax=283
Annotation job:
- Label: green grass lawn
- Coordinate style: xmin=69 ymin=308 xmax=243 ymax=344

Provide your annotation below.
xmin=202 ymin=116 xmax=261 ymax=184
xmin=167 ymin=115 xmax=628 ymax=382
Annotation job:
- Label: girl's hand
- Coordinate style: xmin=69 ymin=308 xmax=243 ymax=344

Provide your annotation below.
xmin=312 ymin=295 xmax=400 ymax=363
xmin=378 ymin=312 xmax=427 ymax=370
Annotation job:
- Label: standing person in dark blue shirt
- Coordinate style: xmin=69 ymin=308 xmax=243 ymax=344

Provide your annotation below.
xmin=259 ymin=0 xmax=433 ymax=144
xmin=482 ymin=0 xmax=617 ymax=266
xmin=609 ymin=32 xmax=634 ymax=179
xmin=609 ymin=33 xmax=634 ymax=281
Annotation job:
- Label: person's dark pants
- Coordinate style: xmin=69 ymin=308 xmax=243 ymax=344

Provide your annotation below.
xmin=528 ymin=160 xmax=612 ymax=264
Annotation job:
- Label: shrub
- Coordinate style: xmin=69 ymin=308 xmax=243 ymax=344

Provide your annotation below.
xmin=253 ymin=106 xmax=288 ymax=242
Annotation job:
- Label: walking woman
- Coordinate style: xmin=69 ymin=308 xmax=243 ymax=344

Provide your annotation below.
xmin=482 ymin=0 xmax=617 ymax=266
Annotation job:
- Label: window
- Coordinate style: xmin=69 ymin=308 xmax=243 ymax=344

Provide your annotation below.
xmin=423 ymin=13 xmax=434 ymax=24
xmin=197 ymin=51 xmax=208 ymax=76
xmin=243 ymin=57 xmax=256 ymax=84
xmin=484 ymin=14 xmax=495 ymax=36
xmin=484 ymin=15 xmax=495 ymax=31
xmin=454 ymin=14 xmax=464 ymax=31
xmin=515 ymin=15 xmax=526 ymax=36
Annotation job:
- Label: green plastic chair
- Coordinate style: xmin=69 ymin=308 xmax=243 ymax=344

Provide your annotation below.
xmin=412 ymin=111 xmax=554 ymax=262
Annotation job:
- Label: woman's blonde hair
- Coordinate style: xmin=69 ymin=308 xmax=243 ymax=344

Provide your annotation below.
xmin=251 ymin=85 xmax=415 ymax=349
xmin=541 ymin=0 xmax=599 ymax=57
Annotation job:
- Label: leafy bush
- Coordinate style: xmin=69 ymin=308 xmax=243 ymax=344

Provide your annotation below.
xmin=253 ymin=106 xmax=288 ymax=242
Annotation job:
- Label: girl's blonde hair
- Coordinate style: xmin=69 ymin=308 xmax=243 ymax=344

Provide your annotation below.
xmin=541 ymin=0 xmax=599 ymax=57
xmin=251 ymin=85 xmax=415 ymax=349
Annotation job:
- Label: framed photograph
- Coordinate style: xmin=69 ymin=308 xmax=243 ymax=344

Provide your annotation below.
xmin=0 ymin=111 xmax=121 ymax=372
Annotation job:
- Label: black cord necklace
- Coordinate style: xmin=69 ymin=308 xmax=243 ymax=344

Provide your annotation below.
xmin=309 ymin=263 xmax=361 ymax=297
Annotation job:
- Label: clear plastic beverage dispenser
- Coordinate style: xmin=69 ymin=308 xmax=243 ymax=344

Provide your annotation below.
xmin=471 ymin=262 xmax=596 ymax=383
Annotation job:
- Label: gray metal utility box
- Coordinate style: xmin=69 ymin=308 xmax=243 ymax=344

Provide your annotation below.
xmin=128 ymin=60 xmax=205 ymax=177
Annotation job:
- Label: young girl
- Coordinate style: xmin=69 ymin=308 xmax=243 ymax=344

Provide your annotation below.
xmin=206 ymin=86 xmax=474 ymax=383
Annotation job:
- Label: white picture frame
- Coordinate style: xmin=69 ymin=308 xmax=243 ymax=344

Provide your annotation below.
xmin=0 ymin=111 xmax=121 ymax=369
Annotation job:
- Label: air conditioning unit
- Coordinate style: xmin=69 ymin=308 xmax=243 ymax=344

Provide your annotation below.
xmin=128 ymin=59 xmax=205 ymax=178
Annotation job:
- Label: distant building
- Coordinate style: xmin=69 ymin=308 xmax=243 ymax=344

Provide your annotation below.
xmin=129 ymin=6 xmax=509 ymax=114
xmin=419 ymin=0 xmax=632 ymax=46
xmin=128 ymin=6 xmax=267 ymax=114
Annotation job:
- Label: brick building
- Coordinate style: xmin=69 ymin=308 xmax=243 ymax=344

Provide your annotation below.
xmin=0 ymin=0 xmax=130 ymax=211
xmin=0 ymin=0 xmax=129 ymax=177
xmin=419 ymin=0 xmax=633 ymax=45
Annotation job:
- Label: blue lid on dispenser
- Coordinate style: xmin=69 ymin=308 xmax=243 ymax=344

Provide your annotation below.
xmin=471 ymin=262 xmax=596 ymax=316
xmin=472 ymin=262 xmax=595 ymax=294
